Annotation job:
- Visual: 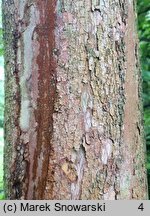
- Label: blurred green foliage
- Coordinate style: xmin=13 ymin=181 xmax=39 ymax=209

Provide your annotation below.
xmin=0 ymin=78 xmax=4 ymax=128
xmin=0 ymin=1 xmax=3 ymax=57
xmin=0 ymin=0 xmax=3 ymax=128
xmin=137 ymin=0 xmax=150 ymax=196
xmin=0 ymin=0 xmax=4 ymax=199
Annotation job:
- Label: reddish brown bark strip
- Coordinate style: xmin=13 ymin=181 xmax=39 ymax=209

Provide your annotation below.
xmin=26 ymin=0 xmax=57 ymax=199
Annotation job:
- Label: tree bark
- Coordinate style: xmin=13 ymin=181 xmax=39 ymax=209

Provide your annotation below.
xmin=2 ymin=0 xmax=148 ymax=199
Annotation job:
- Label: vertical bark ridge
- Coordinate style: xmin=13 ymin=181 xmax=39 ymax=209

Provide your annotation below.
xmin=2 ymin=0 xmax=23 ymax=199
xmin=122 ymin=0 xmax=148 ymax=199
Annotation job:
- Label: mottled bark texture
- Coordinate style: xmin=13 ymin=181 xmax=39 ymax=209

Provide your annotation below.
xmin=2 ymin=0 xmax=148 ymax=199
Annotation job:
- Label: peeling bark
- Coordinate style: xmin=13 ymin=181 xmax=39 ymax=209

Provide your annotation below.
xmin=2 ymin=0 xmax=148 ymax=199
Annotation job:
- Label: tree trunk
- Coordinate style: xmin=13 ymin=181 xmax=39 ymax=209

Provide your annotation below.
xmin=2 ymin=0 xmax=148 ymax=200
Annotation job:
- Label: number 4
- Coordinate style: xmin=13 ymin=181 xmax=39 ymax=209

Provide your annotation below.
xmin=138 ymin=203 xmax=144 ymax=211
